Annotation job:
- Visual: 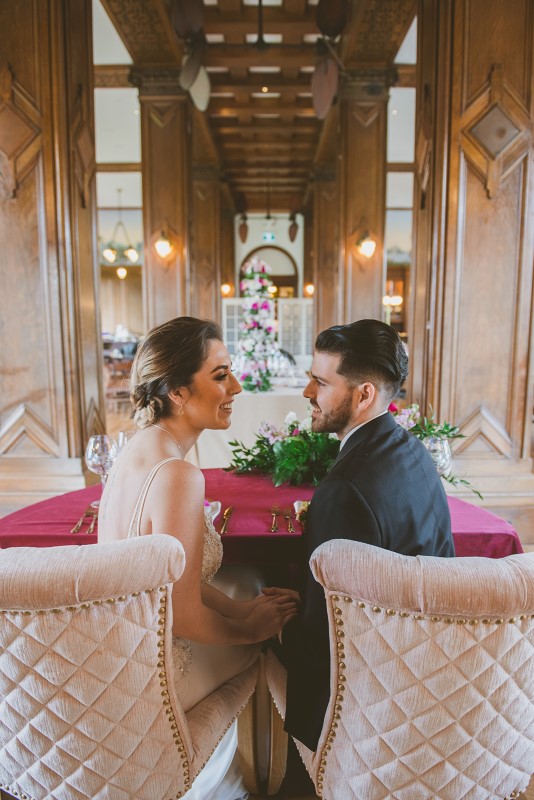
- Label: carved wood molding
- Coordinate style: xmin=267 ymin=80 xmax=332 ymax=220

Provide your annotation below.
xmin=0 ymin=404 xmax=59 ymax=457
xmin=460 ymin=64 xmax=531 ymax=199
xmin=453 ymin=404 xmax=512 ymax=459
xmin=72 ymin=84 xmax=96 ymax=209
xmin=94 ymin=65 xmax=132 ymax=88
xmin=415 ymin=82 xmax=432 ymax=207
xmin=0 ymin=63 xmax=41 ymax=201
xmin=85 ymin=398 xmax=106 ymax=438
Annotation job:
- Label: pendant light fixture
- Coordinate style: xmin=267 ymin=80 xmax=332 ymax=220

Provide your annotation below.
xmin=101 ymin=189 xmax=139 ymax=264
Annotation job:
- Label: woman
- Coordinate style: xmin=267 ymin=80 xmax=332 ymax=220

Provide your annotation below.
xmin=98 ymin=316 xmax=297 ymax=799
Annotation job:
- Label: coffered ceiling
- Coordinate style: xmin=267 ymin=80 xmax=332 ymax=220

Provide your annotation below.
xmin=96 ymin=0 xmax=416 ymax=213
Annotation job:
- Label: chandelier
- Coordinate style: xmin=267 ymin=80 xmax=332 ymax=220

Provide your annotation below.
xmin=100 ymin=189 xmax=139 ymax=265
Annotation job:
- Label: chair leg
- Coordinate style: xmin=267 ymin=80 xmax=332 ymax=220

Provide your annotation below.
xmin=266 ymin=693 xmax=288 ymax=796
xmin=237 ymin=693 xmax=260 ymax=795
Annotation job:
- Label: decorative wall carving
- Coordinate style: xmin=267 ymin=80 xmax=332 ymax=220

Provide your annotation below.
xmin=0 ymin=405 xmax=59 ymax=458
xmin=460 ymin=64 xmax=531 ymax=198
xmin=454 ymin=405 xmax=512 ymax=459
xmin=0 ymin=64 xmax=41 ymax=201
xmin=72 ymin=84 xmax=95 ymax=209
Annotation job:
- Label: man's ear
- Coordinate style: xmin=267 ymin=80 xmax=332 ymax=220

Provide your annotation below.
xmin=356 ymin=381 xmax=376 ymax=410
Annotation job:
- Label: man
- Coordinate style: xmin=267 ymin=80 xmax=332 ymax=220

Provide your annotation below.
xmin=276 ymin=319 xmax=455 ymax=751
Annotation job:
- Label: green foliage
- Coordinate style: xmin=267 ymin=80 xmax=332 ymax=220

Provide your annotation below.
xmin=226 ymin=423 xmax=340 ymax=486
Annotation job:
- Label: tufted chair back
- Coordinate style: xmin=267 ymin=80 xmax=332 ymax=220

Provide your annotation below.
xmin=0 ymin=535 xmax=258 ymax=800
xmin=267 ymin=539 xmax=534 ymax=800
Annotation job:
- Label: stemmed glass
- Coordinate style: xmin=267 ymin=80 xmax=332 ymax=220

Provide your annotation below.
xmin=424 ymin=436 xmax=452 ymax=476
xmin=85 ymin=435 xmax=118 ymax=509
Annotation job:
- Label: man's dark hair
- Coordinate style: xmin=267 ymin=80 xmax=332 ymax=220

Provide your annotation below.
xmin=315 ymin=319 xmax=408 ymax=400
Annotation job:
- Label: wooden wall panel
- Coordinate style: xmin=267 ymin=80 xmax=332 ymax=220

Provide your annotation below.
xmin=463 ymin=0 xmax=531 ymax=107
xmin=190 ymin=169 xmax=221 ymax=322
xmin=0 ymin=0 xmax=103 ymax=496
xmin=413 ymin=0 xmax=534 ymax=502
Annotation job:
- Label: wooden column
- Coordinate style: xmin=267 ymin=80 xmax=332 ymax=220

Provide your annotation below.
xmin=220 ymin=204 xmax=236 ymax=293
xmin=312 ymin=167 xmax=340 ymax=333
xmin=190 ymin=165 xmax=221 ymax=321
xmin=338 ymin=71 xmax=389 ymax=323
xmin=131 ymin=68 xmax=191 ymax=328
xmin=0 ymin=0 xmax=103 ymax=503
xmin=412 ymin=0 xmax=534 ymax=504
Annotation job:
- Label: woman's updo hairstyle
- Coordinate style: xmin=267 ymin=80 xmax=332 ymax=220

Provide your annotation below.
xmin=129 ymin=316 xmax=223 ymax=428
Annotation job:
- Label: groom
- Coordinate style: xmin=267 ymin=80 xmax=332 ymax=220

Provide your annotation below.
xmin=275 ymin=319 xmax=455 ymax=751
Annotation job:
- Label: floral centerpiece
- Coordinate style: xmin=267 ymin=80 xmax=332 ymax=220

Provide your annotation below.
xmin=226 ymin=412 xmax=339 ymax=486
xmin=227 ymin=404 xmax=482 ymax=498
xmin=392 ymin=403 xmax=482 ymax=498
xmin=235 ymin=257 xmax=279 ymax=392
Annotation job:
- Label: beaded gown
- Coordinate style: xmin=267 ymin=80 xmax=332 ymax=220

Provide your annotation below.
xmin=127 ymin=457 xmax=260 ymax=799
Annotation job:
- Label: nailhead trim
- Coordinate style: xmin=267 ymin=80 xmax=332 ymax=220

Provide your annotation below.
xmin=0 ymin=586 xmax=159 ymax=616
xmin=347 ymin=598 xmax=534 ymax=626
xmin=314 ymin=594 xmax=532 ymax=800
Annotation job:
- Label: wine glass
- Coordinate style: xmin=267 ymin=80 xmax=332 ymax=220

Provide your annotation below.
xmin=85 ymin=435 xmax=118 ymax=508
xmin=116 ymin=430 xmax=130 ymax=451
xmin=423 ymin=436 xmax=452 ymax=476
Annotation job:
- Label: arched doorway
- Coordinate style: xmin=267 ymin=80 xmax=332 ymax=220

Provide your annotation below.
xmin=240 ymin=246 xmax=299 ymax=297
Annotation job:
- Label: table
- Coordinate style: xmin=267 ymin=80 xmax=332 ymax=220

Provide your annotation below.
xmin=186 ymin=387 xmax=311 ymax=468
xmin=0 ymin=470 xmax=523 ymax=562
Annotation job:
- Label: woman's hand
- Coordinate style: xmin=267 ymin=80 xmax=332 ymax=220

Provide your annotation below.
xmin=246 ymin=593 xmax=299 ymax=642
xmin=262 ymin=586 xmax=300 ymax=604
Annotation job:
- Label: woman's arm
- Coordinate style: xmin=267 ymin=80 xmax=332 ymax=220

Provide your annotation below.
xmin=202 ymin=583 xmax=300 ymax=620
xmin=148 ymin=462 xmax=297 ymax=644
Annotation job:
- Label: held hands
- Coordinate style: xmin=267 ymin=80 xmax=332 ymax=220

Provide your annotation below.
xmin=246 ymin=590 xmax=299 ymax=642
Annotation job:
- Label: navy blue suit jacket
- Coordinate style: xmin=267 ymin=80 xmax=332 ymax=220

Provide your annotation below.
xmin=279 ymin=412 xmax=455 ymax=750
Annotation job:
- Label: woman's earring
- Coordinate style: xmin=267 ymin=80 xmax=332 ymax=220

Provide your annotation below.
xmin=178 ymin=404 xmax=184 ymax=416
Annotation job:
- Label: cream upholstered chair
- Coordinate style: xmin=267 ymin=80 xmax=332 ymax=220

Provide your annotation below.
xmin=0 ymin=535 xmax=258 ymax=800
xmin=266 ymin=539 xmax=534 ymax=800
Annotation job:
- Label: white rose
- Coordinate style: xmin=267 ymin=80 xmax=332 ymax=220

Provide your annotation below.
xmin=284 ymin=411 xmax=298 ymax=426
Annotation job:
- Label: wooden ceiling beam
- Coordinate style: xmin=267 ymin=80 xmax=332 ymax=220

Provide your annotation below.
xmin=209 ymin=75 xmax=311 ymax=91
xmin=204 ymin=45 xmax=317 ymax=69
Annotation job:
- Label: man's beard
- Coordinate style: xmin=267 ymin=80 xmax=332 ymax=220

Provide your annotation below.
xmin=310 ymin=390 xmax=354 ymax=435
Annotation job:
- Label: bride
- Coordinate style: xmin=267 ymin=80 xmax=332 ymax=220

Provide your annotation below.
xmin=98 ymin=316 xmax=298 ymax=799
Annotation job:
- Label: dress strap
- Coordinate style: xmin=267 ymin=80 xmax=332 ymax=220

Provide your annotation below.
xmin=127 ymin=457 xmax=183 ymax=538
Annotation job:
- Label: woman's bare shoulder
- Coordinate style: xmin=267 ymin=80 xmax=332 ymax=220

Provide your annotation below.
xmin=152 ymin=458 xmax=205 ymax=493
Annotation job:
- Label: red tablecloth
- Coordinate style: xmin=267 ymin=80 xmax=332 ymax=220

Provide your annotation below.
xmin=0 ymin=469 xmax=523 ymax=561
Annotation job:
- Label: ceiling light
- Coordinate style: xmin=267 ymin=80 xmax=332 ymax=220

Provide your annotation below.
xmin=100 ymin=188 xmax=139 ymax=265
xmin=102 ymin=246 xmax=117 ymax=264
xmin=154 ymin=232 xmax=173 ymax=259
xmin=116 ymin=267 xmax=128 ymax=280
xmin=261 ymin=86 xmax=269 ymax=93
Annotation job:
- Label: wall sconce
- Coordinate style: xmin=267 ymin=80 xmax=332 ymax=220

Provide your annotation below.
xmin=116 ymin=267 xmax=128 ymax=280
xmin=304 ymin=282 xmax=315 ymax=297
xmin=238 ymin=214 xmax=248 ymax=244
xmin=355 ymin=232 xmax=377 ymax=258
xmin=154 ymin=232 xmax=173 ymax=259
xmin=220 ymin=282 xmax=233 ymax=297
